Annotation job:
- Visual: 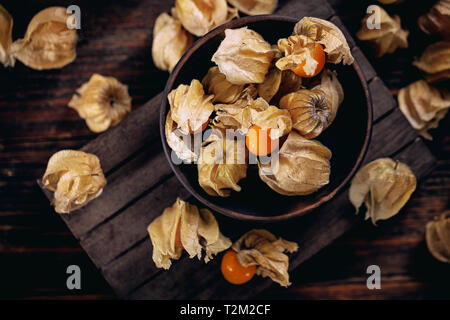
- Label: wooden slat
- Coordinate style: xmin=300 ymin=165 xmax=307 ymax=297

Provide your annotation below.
xmin=275 ymin=0 xmax=335 ymax=19
xmin=369 ymin=76 xmax=397 ymax=121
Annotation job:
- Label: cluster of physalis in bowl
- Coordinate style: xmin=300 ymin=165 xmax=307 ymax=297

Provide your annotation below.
xmin=164 ymin=17 xmax=354 ymax=198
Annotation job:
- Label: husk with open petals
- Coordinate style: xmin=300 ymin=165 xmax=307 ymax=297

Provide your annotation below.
xmin=413 ymin=41 xmax=450 ymax=83
xmin=232 ymin=229 xmax=298 ymax=287
xmin=258 ymin=131 xmax=331 ymax=196
xmin=212 ymin=27 xmax=274 ymax=85
xmin=68 ymin=74 xmax=132 ymax=133
xmin=294 ymin=17 xmax=354 ymax=65
xmin=276 ymin=35 xmax=318 ymax=76
xmin=10 ymin=7 xmax=77 ymax=70
xmin=356 ymin=5 xmax=408 ymax=57
xmin=173 ymin=0 xmax=238 ymax=37
xmin=418 ymin=0 xmax=450 ymax=40
xmin=42 ymin=150 xmax=107 ymax=214
xmin=152 ymin=12 xmax=194 ymax=72
xmin=148 ymin=198 xmax=232 ymax=269
xmin=165 ymin=110 xmax=200 ymax=162
xmin=0 ymin=5 xmax=14 ymax=67
xmin=202 ymin=66 xmax=245 ymax=103
xmin=426 ymin=211 xmax=450 ymax=264
xmin=227 ymin=0 xmax=277 ymax=15
xmin=349 ymin=158 xmax=417 ymax=225
xmin=398 ymin=80 xmax=450 ymax=140
xmin=198 ymin=130 xmax=247 ymax=197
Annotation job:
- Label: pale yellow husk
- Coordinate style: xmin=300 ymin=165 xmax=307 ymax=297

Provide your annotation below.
xmin=426 ymin=211 xmax=450 ymax=264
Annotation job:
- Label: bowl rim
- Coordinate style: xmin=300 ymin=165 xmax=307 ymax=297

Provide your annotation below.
xmin=160 ymin=14 xmax=373 ymax=222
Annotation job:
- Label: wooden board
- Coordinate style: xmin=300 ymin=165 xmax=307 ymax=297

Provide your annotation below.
xmin=37 ymin=0 xmax=437 ymax=299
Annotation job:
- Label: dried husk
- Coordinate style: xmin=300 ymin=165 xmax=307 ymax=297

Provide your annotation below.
xmin=258 ymin=131 xmax=331 ymax=196
xmin=42 ymin=150 xmax=107 ymax=214
xmin=279 ymin=89 xmax=331 ymax=139
xmin=148 ymin=198 xmax=232 ymax=269
xmin=294 ymin=17 xmax=354 ymax=65
xmin=426 ymin=211 xmax=450 ymax=264
xmin=0 ymin=5 xmax=14 ymax=67
xmin=232 ymin=229 xmax=298 ymax=287
xmin=349 ymin=158 xmax=417 ymax=225
xmin=198 ymin=130 xmax=247 ymax=197
xmin=378 ymin=0 xmax=404 ymax=4
xmin=226 ymin=0 xmax=277 ymax=15
xmin=212 ymin=27 xmax=274 ymax=85
xmin=398 ymin=80 xmax=450 ymax=140
xmin=312 ymin=69 xmax=344 ymax=123
xmin=10 ymin=7 xmax=77 ymax=70
xmin=68 ymin=74 xmax=132 ymax=133
xmin=270 ymin=70 xmax=303 ymax=104
xmin=276 ymin=35 xmax=319 ymax=76
xmin=214 ymin=95 xmax=291 ymax=139
xmin=165 ymin=110 xmax=200 ymax=162
xmin=168 ymin=79 xmax=214 ymax=135
xmin=202 ymin=66 xmax=245 ymax=103
xmin=356 ymin=5 xmax=409 ymax=57
xmin=418 ymin=0 xmax=450 ymax=40
xmin=152 ymin=12 xmax=194 ymax=72
xmin=413 ymin=41 xmax=450 ymax=83
xmin=257 ymin=66 xmax=282 ymax=103
xmin=173 ymin=0 xmax=238 ymax=37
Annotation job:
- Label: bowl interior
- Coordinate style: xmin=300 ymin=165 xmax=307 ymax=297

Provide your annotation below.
xmin=161 ymin=16 xmax=371 ymax=221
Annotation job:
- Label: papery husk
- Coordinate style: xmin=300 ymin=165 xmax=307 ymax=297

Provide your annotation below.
xmin=418 ymin=0 xmax=450 ymax=40
xmin=173 ymin=0 xmax=238 ymax=37
xmin=276 ymin=35 xmax=318 ymax=76
xmin=226 ymin=0 xmax=277 ymax=15
xmin=258 ymin=131 xmax=331 ymax=196
xmin=257 ymin=66 xmax=282 ymax=103
xmin=232 ymin=229 xmax=298 ymax=287
xmin=398 ymin=80 xmax=450 ymax=140
xmin=165 ymin=110 xmax=200 ymax=162
xmin=413 ymin=41 xmax=450 ymax=83
xmin=168 ymin=79 xmax=214 ymax=135
xmin=10 ymin=7 xmax=77 ymax=70
xmin=202 ymin=66 xmax=245 ymax=103
xmin=378 ymin=0 xmax=404 ymax=4
xmin=68 ymin=74 xmax=132 ymax=133
xmin=214 ymin=94 xmax=291 ymax=139
xmin=212 ymin=27 xmax=274 ymax=85
xmin=42 ymin=150 xmax=107 ymax=214
xmin=356 ymin=5 xmax=409 ymax=57
xmin=0 ymin=5 xmax=14 ymax=67
xmin=270 ymin=70 xmax=303 ymax=105
xmin=279 ymin=89 xmax=331 ymax=139
xmin=426 ymin=211 xmax=450 ymax=264
xmin=312 ymin=69 xmax=344 ymax=123
xmin=148 ymin=198 xmax=232 ymax=269
xmin=294 ymin=17 xmax=354 ymax=65
xmin=349 ymin=158 xmax=417 ymax=225
xmin=152 ymin=12 xmax=194 ymax=72
xmin=198 ymin=130 xmax=247 ymax=197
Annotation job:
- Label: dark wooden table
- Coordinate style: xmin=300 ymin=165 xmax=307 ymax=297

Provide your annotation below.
xmin=0 ymin=0 xmax=448 ymax=299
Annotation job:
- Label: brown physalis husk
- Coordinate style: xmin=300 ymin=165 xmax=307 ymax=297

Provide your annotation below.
xmin=378 ymin=0 xmax=404 ymax=3
xmin=280 ymin=89 xmax=331 ymax=139
xmin=270 ymin=69 xmax=303 ymax=105
xmin=10 ymin=7 xmax=77 ymax=70
xmin=165 ymin=110 xmax=200 ymax=162
xmin=42 ymin=150 xmax=107 ymax=214
xmin=232 ymin=229 xmax=298 ymax=287
xmin=168 ymin=79 xmax=214 ymax=135
xmin=152 ymin=12 xmax=194 ymax=72
xmin=312 ymin=69 xmax=344 ymax=123
xmin=398 ymin=80 xmax=450 ymax=140
xmin=212 ymin=27 xmax=274 ymax=85
xmin=173 ymin=0 xmax=238 ymax=37
xmin=214 ymin=94 xmax=291 ymax=139
xmin=0 ymin=5 xmax=14 ymax=67
xmin=426 ymin=211 xmax=450 ymax=264
xmin=198 ymin=129 xmax=247 ymax=197
xmin=413 ymin=41 xmax=450 ymax=83
xmin=148 ymin=197 xmax=232 ymax=269
xmin=356 ymin=5 xmax=408 ymax=57
xmin=257 ymin=66 xmax=282 ymax=103
xmin=202 ymin=66 xmax=245 ymax=103
xmin=418 ymin=0 xmax=450 ymax=40
xmin=226 ymin=0 xmax=278 ymax=15
xmin=68 ymin=74 xmax=132 ymax=133
xmin=349 ymin=158 xmax=417 ymax=225
xmin=258 ymin=131 xmax=331 ymax=196
xmin=293 ymin=17 xmax=354 ymax=65
xmin=276 ymin=35 xmax=319 ymax=76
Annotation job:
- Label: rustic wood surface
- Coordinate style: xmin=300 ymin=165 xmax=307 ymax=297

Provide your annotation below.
xmin=0 ymin=0 xmax=448 ymax=299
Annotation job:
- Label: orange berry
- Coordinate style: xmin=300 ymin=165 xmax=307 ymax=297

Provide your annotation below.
xmin=245 ymin=125 xmax=279 ymax=157
xmin=221 ymin=249 xmax=256 ymax=285
xmin=293 ymin=43 xmax=326 ymax=78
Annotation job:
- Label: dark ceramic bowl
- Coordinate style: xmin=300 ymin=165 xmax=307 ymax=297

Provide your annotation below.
xmin=160 ymin=15 xmax=372 ymax=222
